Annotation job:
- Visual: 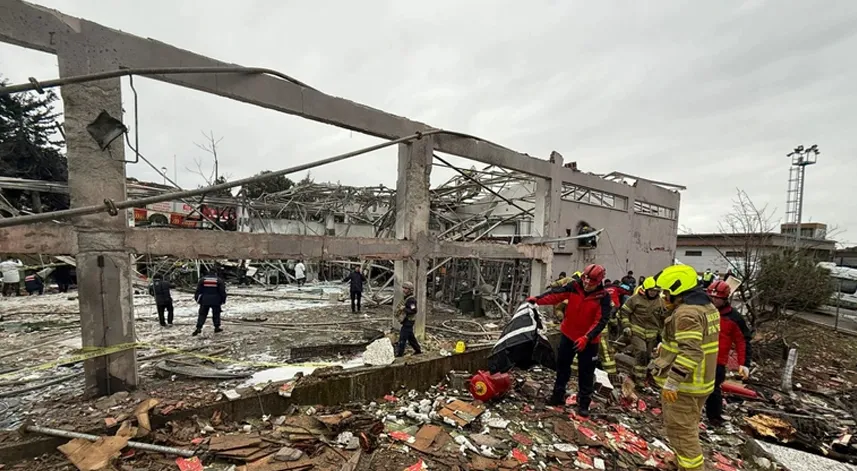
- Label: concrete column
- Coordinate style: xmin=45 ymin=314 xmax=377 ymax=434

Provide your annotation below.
xmin=528 ymin=154 xmax=563 ymax=295
xmin=58 ymin=46 xmax=137 ymax=397
xmin=393 ymin=136 xmax=433 ymax=338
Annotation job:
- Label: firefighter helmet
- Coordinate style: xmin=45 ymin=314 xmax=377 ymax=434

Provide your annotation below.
xmin=706 ymin=280 xmax=731 ymax=299
xmin=642 ymin=276 xmax=657 ymax=291
xmin=653 ymin=265 xmax=698 ymax=296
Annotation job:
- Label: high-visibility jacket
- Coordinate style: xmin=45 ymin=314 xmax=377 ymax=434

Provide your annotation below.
xmin=620 ymin=292 xmax=665 ymax=340
xmin=651 ymin=288 xmax=720 ymax=396
xmin=702 ymin=272 xmax=714 ymax=282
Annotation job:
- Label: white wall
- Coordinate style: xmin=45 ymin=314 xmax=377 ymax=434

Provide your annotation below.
xmin=676 ymin=245 xmax=775 ymax=274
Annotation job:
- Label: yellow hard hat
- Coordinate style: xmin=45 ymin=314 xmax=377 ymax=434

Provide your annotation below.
xmin=642 ymin=276 xmax=657 ymax=290
xmin=573 ymin=271 xmax=582 ymax=278
xmin=653 ymin=265 xmax=698 ymax=296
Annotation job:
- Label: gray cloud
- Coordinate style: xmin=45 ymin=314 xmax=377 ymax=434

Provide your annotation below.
xmin=1 ymin=0 xmax=855 ymax=245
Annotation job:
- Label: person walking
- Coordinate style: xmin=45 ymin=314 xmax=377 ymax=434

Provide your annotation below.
xmin=193 ymin=269 xmax=227 ymax=336
xmin=650 ymin=264 xmax=720 ymax=471
xmin=0 ymin=256 xmax=22 ymax=297
xmin=149 ymin=274 xmax=175 ymax=327
xmin=343 ymin=266 xmax=367 ymax=313
xmin=527 ymin=264 xmax=611 ymax=416
xmin=294 ymin=260 xmax=307 ymax=288
xmin=704 ymin=280 xmax=752 ymax=427
xmin=395 ymin=281 xmax=421 ymax=357
xmin=619 ymin=276 xmax=665 ymax=385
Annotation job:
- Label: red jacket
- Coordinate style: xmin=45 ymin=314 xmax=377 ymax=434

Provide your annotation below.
xmin=536 ymin=280 xmax=612 ymax=343
xmin=717 ymin=305 xmax=753 ymax=367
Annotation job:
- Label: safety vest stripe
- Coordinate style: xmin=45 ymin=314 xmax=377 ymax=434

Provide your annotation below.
xmin=675 ymin=355 xmax=698 ymax=370
xmin=677 ymin=453 xmax=704 ymax=468
xmin=675 ymin=331 xmax=703 ymax=341
xmin=661 ymin=343 xmax=679 ymax=353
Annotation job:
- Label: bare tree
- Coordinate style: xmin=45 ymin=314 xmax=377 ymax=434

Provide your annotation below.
xmin=187 ymin=130 xmax=223 ymax=185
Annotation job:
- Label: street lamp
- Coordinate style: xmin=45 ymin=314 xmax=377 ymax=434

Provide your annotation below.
xmin=785 ymin=145 xmax=819 ymax=247
xmin=160 ymin=167 xmax=168 ymax=185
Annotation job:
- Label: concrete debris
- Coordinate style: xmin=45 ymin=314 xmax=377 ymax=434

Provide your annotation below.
xmin=223 ymin=389 xmax=242 ymax=401
xmin=274 ymin=446 xmax=304 ymax=462
xmin=363 ymin=337 xmax=395 ymax=366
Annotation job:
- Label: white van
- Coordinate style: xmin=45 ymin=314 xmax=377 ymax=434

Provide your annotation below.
xmin=818 ymin=262 xmax=857 ymax=309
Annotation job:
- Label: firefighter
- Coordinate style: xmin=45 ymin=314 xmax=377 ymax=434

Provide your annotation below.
xmin=24 ymin=270 xmax=44 ymax=296
xmin=149 ymin=274 xmax=175 ymax=327
xmin=649 ymin=265 xmax=720 ymax=471
xmin=546 ymin=271 xmax=580 ymax=321
xmin=701 ymin=269 xmax=714 ymax=288
xmin=704 ymin=280 xmax=752 ymax=427
xmin=193 ymin=268 xmax=227 ymax=336
xmin=395 ymin=281 xmax=421 ymax=357
xmin=527 ymin=264 xmax=611 ymax=416
xmin=619 ymin=276 xmax=665 ymax=384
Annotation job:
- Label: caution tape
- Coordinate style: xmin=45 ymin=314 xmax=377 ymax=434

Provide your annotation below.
xmin=0 ymin=342 xmax=336 ymax=380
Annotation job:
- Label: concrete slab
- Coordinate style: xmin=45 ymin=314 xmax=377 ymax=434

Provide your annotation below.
xmin=759 ymin=441 xmax=857 ymax=471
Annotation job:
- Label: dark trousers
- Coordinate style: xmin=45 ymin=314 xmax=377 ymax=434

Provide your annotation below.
xmin=57 ymin=283 xmax=70 ymax=293
xmin=157 ymin=302 xmax=174 ymax=326
xmin=350 ymin=290 xmax=362 ymax=312
xmin=196 ymin=304 xmax=222 ymax=330
xmin=27 ymin=287 xmax=44 ymax=296
xmin=396 ymin=322 xmax=421 ymax=357
xmin=705 ymin=364 xmax=728 ymax=421
xmin=553 ymin=335 xmax=599 ymax=410
xmin=296 ymin=277 xmax=306 ymax=287
xmin=2 ymin=282 xmax=18 ymax=297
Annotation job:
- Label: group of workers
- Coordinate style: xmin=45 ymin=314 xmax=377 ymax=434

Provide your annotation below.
xmin=1 ymin=256 xmax=75 ymax=297
xmin=528 ymin=263 xmax=751 ymax=471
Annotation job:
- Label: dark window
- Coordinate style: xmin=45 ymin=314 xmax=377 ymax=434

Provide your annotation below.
xmin=684 ymin=250 xmax=702 ymax=256
xmin=725 ymin=251 xmax=746 ymax=258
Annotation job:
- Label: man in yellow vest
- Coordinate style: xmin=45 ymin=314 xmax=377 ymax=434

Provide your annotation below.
xmin=619 ymin=276 xmax=665 ymax=385
xmin=701 ymin=269 xmax=714 ymax=289
xmin=649 ymin=265 xmax=720 ymax=471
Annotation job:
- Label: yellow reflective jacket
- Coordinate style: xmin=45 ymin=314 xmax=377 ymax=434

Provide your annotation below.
xmin=650 ymin=288 xmax=720 ymax=396
xmin=619 ymin=292 xmax=665 ymax=339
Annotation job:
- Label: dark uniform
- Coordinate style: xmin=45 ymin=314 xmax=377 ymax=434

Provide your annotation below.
xmin=193 ymin=273 xmax=227 ymax=335
xmin=343 ymin=270 xmax=367 ymax=313
xmin=24 ymin=272 xmax=44 ymax=295
xmin=149 ymin=279 xmax=174 ymax=326
xmin=395 ymin=292 xmax=421 ymax=357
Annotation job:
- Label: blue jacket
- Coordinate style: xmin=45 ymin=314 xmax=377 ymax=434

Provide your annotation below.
xmin=195 ymin=275 xmax=227 ymax=305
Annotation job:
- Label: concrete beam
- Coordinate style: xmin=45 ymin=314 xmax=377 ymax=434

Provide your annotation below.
xmin=0 ymin=0 xmax=552 ymax=178
xmin=58 ymin=42 xmax=137 ymax=396
xmin=0 ymin=223 xmax=76 ymax=254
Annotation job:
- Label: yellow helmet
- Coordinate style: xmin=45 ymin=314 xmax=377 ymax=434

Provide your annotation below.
xmin=572 ymin=271 xmax=582 ymax=279
xmin=642 ymin=276 xmax=657 ymax=291
xmin=653 ymin=265 xmax=698 ymax=296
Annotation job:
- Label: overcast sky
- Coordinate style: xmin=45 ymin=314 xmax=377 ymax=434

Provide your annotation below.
xmin=1 ymin=1 xmax=855 ymax=246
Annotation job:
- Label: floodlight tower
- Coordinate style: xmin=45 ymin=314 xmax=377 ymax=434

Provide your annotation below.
xmin=784 ymin=145 xmax=819 ymax=247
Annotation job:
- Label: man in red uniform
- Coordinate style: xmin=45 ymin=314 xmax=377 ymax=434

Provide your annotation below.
xmin=528 ymin=264 xmax=612 ymax=415
xmin=704 ymin=280 xmax=752 ymax=426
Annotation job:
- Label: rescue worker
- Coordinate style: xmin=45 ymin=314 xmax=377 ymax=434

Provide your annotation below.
xmin=24 ymin=270 xmax=44 ymax=295
xmin=193 ymin=268 xmax=227 ymax=336
xmin=395 ymin=281 xmax=421 ymax=357
xmin=0 ymin=256 xmax=22 ymax=297
xmin=701 ymin=269 xmax=714 ymax=288
xmin=621 ymin=270 xmax=637 ymax=291
xmin=649 ymin=265 xmax=720 ymax=471
xmin=619 ymin=276 xmax=664 ymax=385
xmin=343 ymin=266 xmax=367 ymax=313
xmin=546 ymin=271 xmax=580 ymax=321
xmin=527 ymin=264 xmax=611 ymax=415
xmin=294 ymin=260 xmax=307 ymax=288
xmin=149 ymin=274 xmax=174 ymax=327
xmin=705 ymin=280 xmax=752 ymax=427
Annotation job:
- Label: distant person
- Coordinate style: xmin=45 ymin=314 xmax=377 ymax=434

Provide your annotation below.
xmin=638 ymin=275 xmax=646 ymax=287
xmin=723 ymin=270 xmax=734 ymax=282
xmin=294 ymin=260 xmax=307 ymax=288
xmin=237 ymin=261 xmax=249 ymax=286
xmin=395 ymin=281 xmax=421 ymax=357
xmin=53 ymin=264 xmax=73 ymax=293
xmin=149 ymin=274 xmax=174 ymax=327
xmin=702 ymin=269 xmax=714 ymax=288
xmin=621 ymin=270 xmax=637 ymax=291
xmin=343 ymin=266 xmax=367 ymax=313
xmin=24 ymin=270 xmax=44 ymax=295
xmin=0 ymin=256 xmax=22 ymax=297
xmin=193 ymin=269 xmax=227 ymax=336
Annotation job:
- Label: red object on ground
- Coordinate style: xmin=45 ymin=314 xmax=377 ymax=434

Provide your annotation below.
xmin=176 ymin=457 xmax=204 ymax=471
xmin=721 ymin=381 xmax=758 ymax=399
xmin=512 ymin=448 xmax=529 ymax=463
xmin=469 ymin=370 xmax=513 ymax=402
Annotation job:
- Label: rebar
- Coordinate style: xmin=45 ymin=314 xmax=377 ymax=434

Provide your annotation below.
xmin=22 ymin=424 xmax=196 ymax=457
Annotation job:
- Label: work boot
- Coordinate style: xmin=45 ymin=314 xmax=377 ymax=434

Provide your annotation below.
xmin=214 ymin=327 xmax=223 ymax=334
xmin=546 ymin=392 xmax=565 ymax=407
xmin=160 ymin=323 xmax=167 ymax=327
xmin=577 ymin=405 xmax=591 ymax=418
xmin=192 ymin=329 xmax=201 ymax=336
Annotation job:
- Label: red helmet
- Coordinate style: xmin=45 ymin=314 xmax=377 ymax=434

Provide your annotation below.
xmin=581 ymin=264 xmax=606 ymax=285
xmin=706 ymin=280 xmax=731 ymax=299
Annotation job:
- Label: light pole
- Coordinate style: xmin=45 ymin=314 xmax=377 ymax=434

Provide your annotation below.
xmin=785 ymin=145 xmax=819 ymax=248
xmin=160 ymin=167 xmax=168 ymax=186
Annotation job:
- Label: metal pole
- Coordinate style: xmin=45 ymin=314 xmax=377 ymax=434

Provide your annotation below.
xmin=835 ymin=280 xmax=842 ymax=332
xmin=795 ymin=161 xmax=805 ymax=249
xmin=23 ymin=424 xmax=195 ymax=457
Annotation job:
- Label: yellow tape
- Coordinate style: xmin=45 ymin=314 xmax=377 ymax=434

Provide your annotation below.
xmin=0 ymin=342 xmax=336 ymax=380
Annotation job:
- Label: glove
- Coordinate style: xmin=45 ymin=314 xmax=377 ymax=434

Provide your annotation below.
xmin=739 ymin=365 xmax=750 ymax=380
xmin=526 ymin=296 xmax=538 ymax=304
xmin=662 ymin=378 xmax=679 ymax=403
xmin=573 ymin=336 xmax=589 ymax=352
xmin=654 ymin=342 xmax=662 ymax=356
